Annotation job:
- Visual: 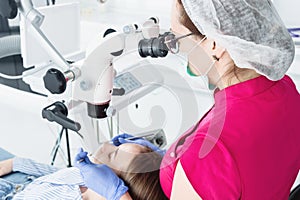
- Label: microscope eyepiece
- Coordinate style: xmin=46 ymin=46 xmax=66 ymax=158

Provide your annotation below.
xmin=138 ymin=32 xmax=170 ymax=58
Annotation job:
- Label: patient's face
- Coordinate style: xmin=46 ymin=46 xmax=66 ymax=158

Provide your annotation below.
xmin=91 ymin=142 xmax=146 ymax=173
xmin=81 ymin=143 xmax=146 ymax=199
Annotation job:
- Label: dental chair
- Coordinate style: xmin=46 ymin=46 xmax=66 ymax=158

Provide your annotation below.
xmin=289 ymin=184 xmax=300 ymax=200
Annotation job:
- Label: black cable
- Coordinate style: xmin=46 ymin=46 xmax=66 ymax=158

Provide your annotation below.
xmin=76 ymin=131 xmax=84 ymax=139
xmin=50 ymin=127 xmax=65 ymax=165
xmin=65 ymin=128 xmax=72 ymax=167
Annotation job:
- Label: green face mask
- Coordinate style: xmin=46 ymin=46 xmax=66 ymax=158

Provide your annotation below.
xmin=186 ymin=64 xmax=217 ymax=91
xmin=186 ymin=65 xmax=198 ymax=77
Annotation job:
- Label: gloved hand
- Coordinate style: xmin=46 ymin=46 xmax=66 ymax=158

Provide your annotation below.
xmin=111 ymin=133 xmax=166 ymax=156
xmin=74 ymin=148 xmax=128 ymax=200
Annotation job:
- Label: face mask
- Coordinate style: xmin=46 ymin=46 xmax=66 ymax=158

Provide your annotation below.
xmin=187 ymin=64 xmax=217 ymax=91
xmin=174 ymin=35 xmax=217 ymax=91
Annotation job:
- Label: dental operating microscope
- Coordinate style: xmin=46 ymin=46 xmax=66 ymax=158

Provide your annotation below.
xmin=42 ymin=19 xmax=171 ymax=118
xmin=13 ymin=0 xmax=171 ymax=116
xmin=41 ymin=15 xmax=170 ymax=165
xmin=9 ymin=0 xmax=172 ymax=165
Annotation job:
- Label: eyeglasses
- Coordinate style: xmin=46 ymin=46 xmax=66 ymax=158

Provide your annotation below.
xmin=164 ymin=32 xmax=206 ymax=54
xmin=164 ymin=32 xmax=193 ymax=54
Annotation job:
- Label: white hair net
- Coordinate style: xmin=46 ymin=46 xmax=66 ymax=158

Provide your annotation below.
xmin=181 ymin=0 xmax=295 ymax=80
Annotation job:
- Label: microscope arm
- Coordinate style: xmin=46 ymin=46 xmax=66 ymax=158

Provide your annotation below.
xmin=16 ymin=0 xmax=71 ymax=70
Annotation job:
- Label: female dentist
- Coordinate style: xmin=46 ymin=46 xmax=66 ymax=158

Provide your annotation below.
xmin=76 ymin=0 xmax=300 ymax=199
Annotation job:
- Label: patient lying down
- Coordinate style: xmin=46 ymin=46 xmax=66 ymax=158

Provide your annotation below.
xmin=0 ymin=143 xmax=168 ymax=200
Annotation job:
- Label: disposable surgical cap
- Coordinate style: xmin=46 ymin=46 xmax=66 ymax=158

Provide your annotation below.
xmin=181 ymin=0 xmax=295 ymax=81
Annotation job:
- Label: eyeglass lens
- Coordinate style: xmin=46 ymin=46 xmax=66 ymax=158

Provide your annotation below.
xmin=164 ymin=32 xmax=195 ymax=54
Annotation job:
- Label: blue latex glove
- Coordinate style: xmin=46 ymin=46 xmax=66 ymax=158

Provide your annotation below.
xmin=111 ymin=133 xmax=166 ymax=156
xmin=74 ymin=148 xmax=128 ymax=200
xmin=111 ymin=133 xmax=134 ymax=146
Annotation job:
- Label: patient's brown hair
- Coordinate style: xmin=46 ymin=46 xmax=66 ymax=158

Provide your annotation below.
xmin=118 ymin=147 xmax=168 ymax=200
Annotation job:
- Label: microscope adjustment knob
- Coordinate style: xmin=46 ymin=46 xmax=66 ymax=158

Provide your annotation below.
xmin=43 ymin=68 xmax=67 ymax=94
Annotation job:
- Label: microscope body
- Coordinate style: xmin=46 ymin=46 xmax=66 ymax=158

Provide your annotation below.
xmin=65 ymin=18 xmax=165 ymax=118
xmin=72 ymin=31 xmax=128 ymax=118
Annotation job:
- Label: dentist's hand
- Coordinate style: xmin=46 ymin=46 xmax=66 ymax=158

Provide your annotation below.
xmin=74 ymin=148 xmax=128 ymax=200
xmin=112 ymin=133 xmax=166 ymax=156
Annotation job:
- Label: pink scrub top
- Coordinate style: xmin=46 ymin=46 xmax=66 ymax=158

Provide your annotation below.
xmin=160 ymin=75 xmax=300 ymax=199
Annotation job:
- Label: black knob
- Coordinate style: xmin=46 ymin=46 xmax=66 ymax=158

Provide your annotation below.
xmin=43 ymin=68 xmax=66 ymax=94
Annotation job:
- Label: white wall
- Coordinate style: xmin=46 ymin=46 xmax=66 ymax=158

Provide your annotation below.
xmin=273 ymin=0 xmax=300 ymax=28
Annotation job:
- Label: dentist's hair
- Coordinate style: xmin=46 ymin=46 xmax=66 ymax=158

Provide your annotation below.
xmin=176 ymin=0 xmax=257 ymax=85
xmin=176 ymin=0 xmax=203 ymax=36
xmin=119 ymin=148 xmax=168 ymax=200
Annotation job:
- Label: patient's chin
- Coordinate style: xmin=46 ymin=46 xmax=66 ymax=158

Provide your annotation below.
xmin=80 ymin=187 xmax=105 ymax=200
xmin=90 ymin=156 xmax=102 ymax=164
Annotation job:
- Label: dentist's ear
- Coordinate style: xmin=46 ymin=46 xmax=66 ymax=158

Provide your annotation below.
xmin=212 ymin=41 xmax=226 ymax=61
